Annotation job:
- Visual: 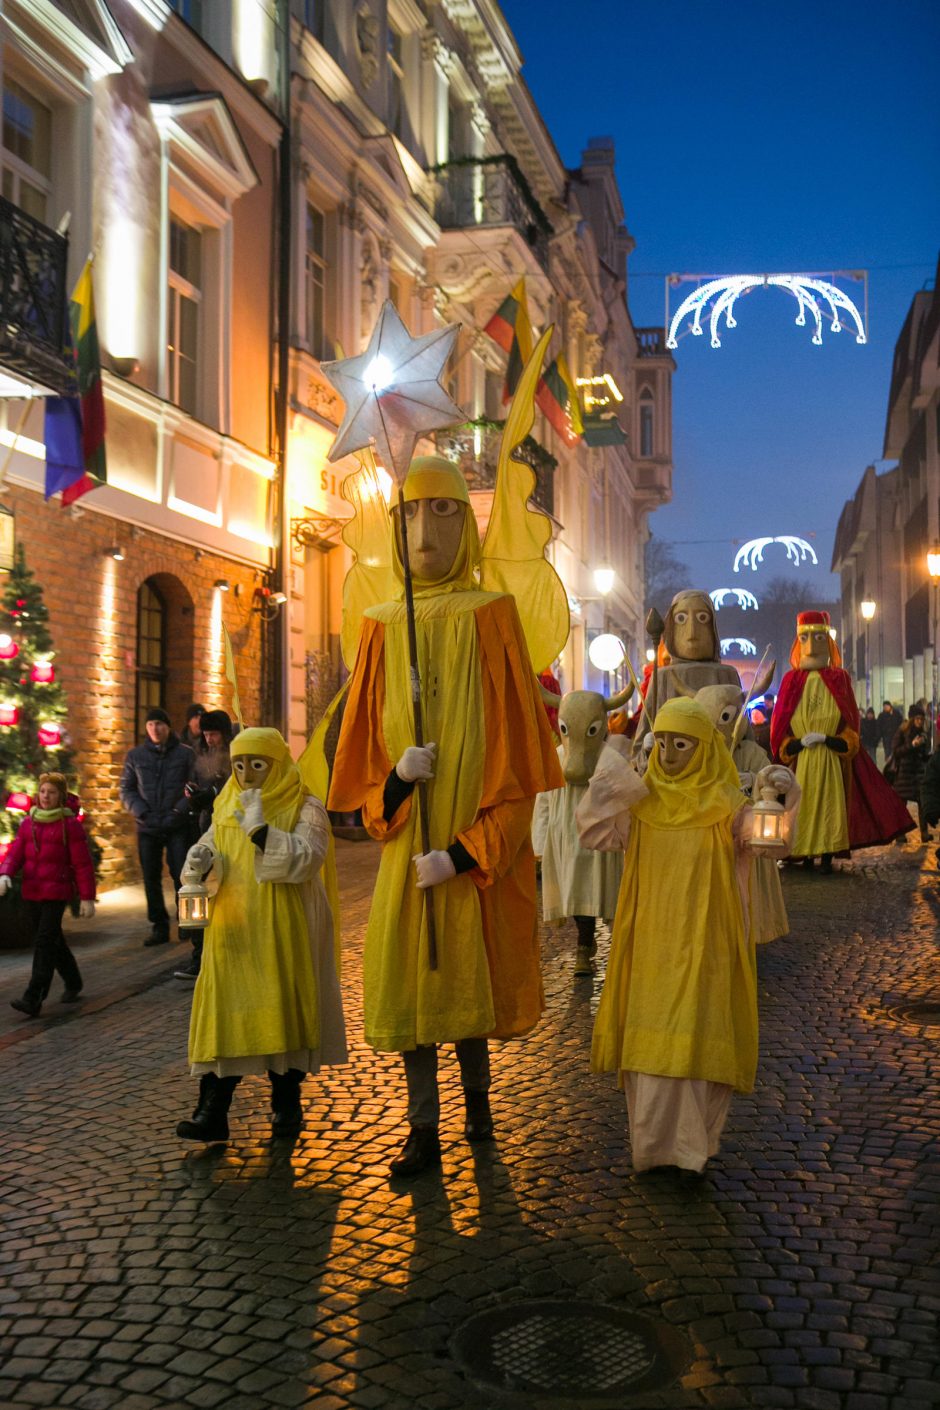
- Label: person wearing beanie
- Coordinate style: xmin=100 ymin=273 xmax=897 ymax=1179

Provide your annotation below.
xmin=889 ymin=704 xmax=931 ymax=839
xmin=770 ymin=611 xmax=913 ymax=871
xmin=175 ymin=710 xmax=235 ymax=981
xmin=120 ymin=707 xmax=197 ymax=945
xmin=181 ymin=703 xmax=206 ymax=751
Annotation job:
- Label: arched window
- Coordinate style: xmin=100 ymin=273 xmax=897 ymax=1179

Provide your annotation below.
xmin=639 ymin=390 xmax=654 ymax=458
xmin=136 ymin=580 xmax=167 ymax=738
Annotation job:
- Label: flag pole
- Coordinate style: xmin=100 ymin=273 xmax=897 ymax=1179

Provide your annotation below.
xmin=0 ymin=397 xmax=34 ymax=491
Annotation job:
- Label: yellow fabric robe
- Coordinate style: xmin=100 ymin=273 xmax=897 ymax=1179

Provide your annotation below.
xmin=788 ymin=673 xmax=851 ymax=857
xmin=329 ymin=591 xmax=562 ymax=1052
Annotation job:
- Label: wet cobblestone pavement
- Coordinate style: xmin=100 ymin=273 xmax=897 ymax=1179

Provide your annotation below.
xmin=1 ymin=838 xmax=938 ymax=1409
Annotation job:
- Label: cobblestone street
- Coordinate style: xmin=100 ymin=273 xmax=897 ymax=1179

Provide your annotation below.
xmin=1 ymin=838 xmax=938 ymax=1410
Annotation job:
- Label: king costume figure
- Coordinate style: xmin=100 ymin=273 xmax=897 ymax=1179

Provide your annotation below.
xmin=771 ymin=610 xmax=913 ymax=870
xmin=329 ymin=456 xmax=563 ymax=1178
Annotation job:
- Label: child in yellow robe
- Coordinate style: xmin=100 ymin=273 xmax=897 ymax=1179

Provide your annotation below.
xmin=577 ymin=697 xmax=798 ymax=1176
xmin=329 ymin=456 xmax=562 ymax=1177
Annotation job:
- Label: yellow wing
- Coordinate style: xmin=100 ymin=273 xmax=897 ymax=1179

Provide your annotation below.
xmin=480 ymin=327 xmax=570 ymax=672
xmin=339 ymin=450 xmax=396 ymax=670
xmin=297 ymin=681 xmax=349 ymax=976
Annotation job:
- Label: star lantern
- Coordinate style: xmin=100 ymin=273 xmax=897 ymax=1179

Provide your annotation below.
xmin=320 ymin=300 xmax=463 ymax=483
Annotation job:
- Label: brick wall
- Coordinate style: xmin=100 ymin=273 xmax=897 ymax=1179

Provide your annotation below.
xmin=2 ymin=486 xmax=274 ymax=890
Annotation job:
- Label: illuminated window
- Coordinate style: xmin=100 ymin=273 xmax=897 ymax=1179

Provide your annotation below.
xmin=305 ymin=202 xmax=327 ymax=359
xmin=168 ymin=218 xmax=202 ymax=416
xmin=639 ymin=392 xmax=654 ymax=457
xmin=1 ymin=77 xmax=51 ymax=222
xmin=136 ymin=581 xmax=166 ymax=738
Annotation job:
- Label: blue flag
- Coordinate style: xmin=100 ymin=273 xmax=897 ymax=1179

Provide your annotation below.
xmin=43 ymin=396 xmax=84 ymax=500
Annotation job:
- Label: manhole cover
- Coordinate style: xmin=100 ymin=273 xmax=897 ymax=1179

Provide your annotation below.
xmin=452 ymin=1299 xmax=686 ymax=1402
xmin=888 ymin=1000 xmax=940 ymax=1033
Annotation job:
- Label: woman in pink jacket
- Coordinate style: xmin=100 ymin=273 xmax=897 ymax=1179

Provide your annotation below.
xmin=0 ymin=772 xmax=96 ymax=1017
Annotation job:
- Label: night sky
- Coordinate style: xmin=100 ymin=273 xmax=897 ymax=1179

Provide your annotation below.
xmin=500 ymin=0 xmax=940 ymax=605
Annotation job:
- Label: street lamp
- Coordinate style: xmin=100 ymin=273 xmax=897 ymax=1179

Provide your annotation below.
xmin=927 ymin=546 xmax=940 ymax=730
xmin=860 ymin=600 xmax=876 ymax=709
xmin=593 ymin=566 xmax=615 ymax=597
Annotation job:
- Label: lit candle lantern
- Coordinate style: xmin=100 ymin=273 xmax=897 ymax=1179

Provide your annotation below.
xmin=750 ymin=785 xmax=787 ymax=851
xmin=31 ymin=660 xmax=55 ymax=684
xmin=0 ymin=634 xmax=18 ymax=661
xmin=178 ymin=880 xmax=211 ymax=928
xmin=37 ymin=722 xmax=62 ymax=748
xmin=0 ymin=702 xmax=19 ymax=726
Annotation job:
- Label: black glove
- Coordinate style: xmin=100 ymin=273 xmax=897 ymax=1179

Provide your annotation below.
xmin=823 ymin=736 xmax=848 ymax=753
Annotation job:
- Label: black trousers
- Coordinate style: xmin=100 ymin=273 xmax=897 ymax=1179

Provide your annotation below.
xmin=22 ymin=900 xmax=82 ymax=1004
xmin=138 ymin=829 xmax=190 ymax=932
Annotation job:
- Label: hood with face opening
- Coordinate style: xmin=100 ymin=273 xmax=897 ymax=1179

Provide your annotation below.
xmin=213 ymin=727 xmax=305 ymax=832
xmin=633 ymin=697 xmax=744 ymax=829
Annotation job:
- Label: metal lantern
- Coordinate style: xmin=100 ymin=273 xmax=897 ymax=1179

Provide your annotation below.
xmin=178 ymin=880 xmax=211 ymax=928
xmin=750 ymin=786 xmax=786 ymax=851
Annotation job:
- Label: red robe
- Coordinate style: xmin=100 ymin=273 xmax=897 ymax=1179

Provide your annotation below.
xmin=771 ymin=667 xmax=913 ymax=849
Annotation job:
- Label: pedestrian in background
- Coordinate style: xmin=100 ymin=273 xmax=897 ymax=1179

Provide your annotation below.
xmin=891 ymin=705 xmax=931 ymax=841
xmin=120 ymin=707 xmax=196 ymax=946
xmin=861 ymin=707 xmax=880 ymax=761
xmin=878 ymin=700 xmax=903 ymax=762
xmin=175 ymin=709 xmax=233 ymax=981
xmin=0 ymin=772 xmax=96 ymax=1018
xmin=180 ymin=703 xmax=206 ymax=751
xmin=752 ymin=693 xmax=775 ymax=755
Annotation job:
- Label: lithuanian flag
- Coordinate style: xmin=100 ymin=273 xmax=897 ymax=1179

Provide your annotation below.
xmin=536 ymin=350 xmax=583 ymax=447
xmin=484 ymin=278 xmax=533 ymax=402
xmin=43 ymin=258 xmax=107 ymax=506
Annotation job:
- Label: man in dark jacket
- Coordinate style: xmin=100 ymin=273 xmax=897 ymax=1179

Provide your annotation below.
xmin=174 ymin=710 xmax=233 ymax=980
xmin=878 ymin=700 xmax=903 ymax=757
xmin=120 ymin=708 xmax=196 ymax=945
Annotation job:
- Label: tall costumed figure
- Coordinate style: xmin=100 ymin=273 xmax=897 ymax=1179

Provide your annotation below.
xmin=325 ymin=305 xmax=566 ymax=1177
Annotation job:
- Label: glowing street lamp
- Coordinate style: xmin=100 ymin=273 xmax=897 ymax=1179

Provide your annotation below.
xmin=860 ymin=600 xmax=876 ymax=621
xmin=593 ymin=566 xmax=615 ymax=597
xmin=859 ymin=600 xmax=876 ymax=708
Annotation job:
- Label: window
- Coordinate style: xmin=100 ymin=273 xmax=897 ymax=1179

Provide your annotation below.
xmin=387 ymin=23 xmax=404 ymax=137
xmin=1 ymin=77 xmax=51 ymax=222
xmin=168 ymin=217 xmax=202 ymax=415
xmin=166 ymin=0 xmax=204 ymax=27
xmin=305 ymin=202 xmax=327 ymax=358
xmin=639 ymin=393 xmax=654 ymax=457
xmin=136 ymin=581 xmax=167 ymax=738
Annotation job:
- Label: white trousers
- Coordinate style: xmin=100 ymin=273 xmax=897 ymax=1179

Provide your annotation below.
xmin=624 ymin=1072 xmax=734 ymax=1173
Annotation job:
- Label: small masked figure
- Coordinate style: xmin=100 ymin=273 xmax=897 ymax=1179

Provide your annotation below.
xmin=577 ymin=697 xmax=799 ymax=1175
xmin=175 ymin=727 xmax=347 ymax=1143
xmin=771 ymin=611 xmax=913 ymax=870
xmin=329 ymin=456 xmax=562 ymax=1178
xmin=532 ymin=686 xmax=631 ymax=976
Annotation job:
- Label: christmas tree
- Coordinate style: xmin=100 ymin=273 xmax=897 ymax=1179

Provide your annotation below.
xmin=0 ymin=544 xmax=80 ymax=880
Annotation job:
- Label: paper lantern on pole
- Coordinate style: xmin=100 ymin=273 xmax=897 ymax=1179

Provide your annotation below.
xmin=6 ymin=792 xmax=31 ymax=813
xmin=37 ymin=721 xmax=62 ymax=748
xmin=0 ymin=633 xmax=18 ymax=661
xmin=0 ymin=701 xmax=19 ymax=726
xmin=30 ymin=658 xmax=55 ymax=684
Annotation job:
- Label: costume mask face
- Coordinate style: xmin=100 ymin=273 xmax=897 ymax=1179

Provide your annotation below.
xmin=655 ymin=731 xmax=700 ymax=776
xmin=394 ymin=497 xmax=464 ymax=581
xmin=558 ymin=691 xmax=608 ymax=785
xmin=797 ymin=627 xmax=832 ymax=670
xmin=666 ymin=594 xmax=717 ymax=661
xmin=233 ymin=754 xmax=274 ymax=788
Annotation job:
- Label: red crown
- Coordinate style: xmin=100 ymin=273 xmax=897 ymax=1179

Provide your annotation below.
xmin=796 ymin=610 xmax=830 ymax=627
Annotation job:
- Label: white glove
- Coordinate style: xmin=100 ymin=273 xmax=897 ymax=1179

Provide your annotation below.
xmin=642 ymin=733 xmax=655 ymax=753
xmin=79 ymin=900 xmax=95 ymax=919
xmin=0 ymin=876 xmax=10 ymax=897
xmin=756 ymin=764 xmax=795 ymax=794
xmin=396 ymin=743 xmax=437 ymax=783
xmin=413 ymin=849 xmax=457 ymax=889
xmin=182 ymin=843 xmax=214 ymax=882
xmin=234 ymin=788 xmax=265 ymax=837
xmin=738 ymin=770 xmax=755 ymax=793
xmin=801 ymin=732 xmax=827 ymax=748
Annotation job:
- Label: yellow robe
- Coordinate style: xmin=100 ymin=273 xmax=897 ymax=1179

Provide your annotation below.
xmin=789 ymin=673 xmax=849 ymax=856
xmin=329 ymin=591 xmax=562 ymax=1052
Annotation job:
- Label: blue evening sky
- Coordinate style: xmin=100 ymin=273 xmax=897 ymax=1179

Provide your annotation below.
xmin=500 ymin=0 xmax=940 ymax=602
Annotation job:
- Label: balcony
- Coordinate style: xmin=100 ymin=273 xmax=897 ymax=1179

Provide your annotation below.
xmin=636 ymin=327 xmax=670 ymax=358
xmin=435 ymin=418 xmax=557 ymax=520
xmin=0 ymin=196 xmax=74 ymax=395
xmin=429 ymin=156 xmax=552 ymax=271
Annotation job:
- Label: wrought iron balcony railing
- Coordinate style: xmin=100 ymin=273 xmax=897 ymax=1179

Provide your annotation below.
xmin=636 ymin=327 xmax=669 ymax=357
xmin=435 ymin=418 xmax=557 ymax=519
xmin=430 ymin=156 xmax=552 ymax=270
xmin=0 ymin=196 xmax=74 ymax=394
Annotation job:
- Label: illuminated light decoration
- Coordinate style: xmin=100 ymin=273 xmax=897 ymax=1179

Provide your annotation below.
xmin=588 ymin=634 xmax=626 ymax=672
xmin=666 ymin=273 xmax=867 ymax=350
xmin=721 ymin=637 xmax=757 ymax=656
xmin=710 ymin=587 xmax=759 ymax=611
xmin=0 ymin=702 xmax=19 ymax=726
xmin=593 ymin=566 xmax=615 ymax=596
xmin=6 ymin=792 xmax=31 ymax=813
xmin=30 ymin=658 xmax=55 ymax=684
xmin=576 ymin=373 xmax=624 ymax=411
xmin=37 ymin=722 xmax=62 ymax=748
xmin=0 ymin=633 xmax=19 ymax=660
xmin=733 ymin=536 xmax=819 ymax=573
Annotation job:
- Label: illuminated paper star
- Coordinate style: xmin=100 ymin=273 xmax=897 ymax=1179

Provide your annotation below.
xmin=321 ymin=301 xmax=464 ymax=482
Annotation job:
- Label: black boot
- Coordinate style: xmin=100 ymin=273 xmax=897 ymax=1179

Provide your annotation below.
xmin=268 ymin=1069 xmax=304 ymax=1138
xmin=463 ymin=1087 xmax=494 ymax=1142
xmin=10 ymin=995 xmax=41 ymax=1018
xmin=389 ymin=1126 xmax=441 ymax=1177
xmin=819 ymin=853 xmax=833 ymax=874
xmin=176 ymin=1074 xmax=238 ymax=1142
